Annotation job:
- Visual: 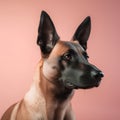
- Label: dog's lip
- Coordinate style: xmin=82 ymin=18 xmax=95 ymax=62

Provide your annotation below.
xmin=65 ymin=81 xmax=79 ymax=89
xmin=65 ymin=82 xmax=75 ymax=89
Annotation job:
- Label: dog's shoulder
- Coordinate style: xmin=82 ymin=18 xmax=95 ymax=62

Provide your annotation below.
xmin=1 ymin=103 xmax=19 ymax=120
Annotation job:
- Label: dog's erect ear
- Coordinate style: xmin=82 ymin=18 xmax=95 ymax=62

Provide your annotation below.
xmin=37 ymin=11 xmax=59 ymax=57
xmin=72 ymin=16 xmax=91 ymax=50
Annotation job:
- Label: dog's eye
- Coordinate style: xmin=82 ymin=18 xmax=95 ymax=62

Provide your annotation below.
xmin=63 ymin=52 xmax=72 ymax=61
xmin=83 ymin=52 xmax=89 ymax=59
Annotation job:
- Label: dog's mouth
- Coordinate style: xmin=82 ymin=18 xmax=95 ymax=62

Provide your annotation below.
xmin=63 ymin=79 xmax=102 ymax=90
xmin=65 ymin=81 xmax=79 ymax=89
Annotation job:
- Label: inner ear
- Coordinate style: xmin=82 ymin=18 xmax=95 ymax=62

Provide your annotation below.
xmin=72 ymin=16 xmax=91 ymax=50
xmin=37 ymin=11 xmax=60 ymax=57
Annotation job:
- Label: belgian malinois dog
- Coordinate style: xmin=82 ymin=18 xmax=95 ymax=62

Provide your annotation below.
xmin=1 ymin=11 xmax=104 ymax=120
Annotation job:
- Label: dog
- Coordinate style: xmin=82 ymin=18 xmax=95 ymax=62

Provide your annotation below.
xmin=1 ymin=11 xmax=104 ymax=120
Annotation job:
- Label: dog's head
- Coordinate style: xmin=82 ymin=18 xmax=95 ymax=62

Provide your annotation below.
xmin=37 ymin=11 xmax=104 ymax=89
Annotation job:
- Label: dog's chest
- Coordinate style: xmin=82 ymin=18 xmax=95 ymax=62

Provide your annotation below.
xmin=24 ymin=84 xmax=47 ymax=119
xmin=24 ymin=87 xmax=67 ymax=120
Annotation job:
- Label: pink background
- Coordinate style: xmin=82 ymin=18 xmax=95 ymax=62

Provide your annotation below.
xmin=0 ymin=0 xmax=120 ymax=120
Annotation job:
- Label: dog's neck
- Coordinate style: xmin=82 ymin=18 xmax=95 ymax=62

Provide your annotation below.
xmin=25 ymin=60 xmax=74 ymax=120
xmin=39 ymin=60 xmax=74 ymax=120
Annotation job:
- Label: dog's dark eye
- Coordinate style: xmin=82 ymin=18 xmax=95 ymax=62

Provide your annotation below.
xmin=63 ymin=52 xmax=72 ymax=61
xmin=83 ymin=52 xmax=89 ymax=59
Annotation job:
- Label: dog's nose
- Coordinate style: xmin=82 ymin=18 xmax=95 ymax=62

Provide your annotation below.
xmin=94 ymin=71 xmax=104 ymax=79
xmin=91 ymin=71 xmax=104 ymax=80
xmin=91 ymin=71 xmax=104 ymax=87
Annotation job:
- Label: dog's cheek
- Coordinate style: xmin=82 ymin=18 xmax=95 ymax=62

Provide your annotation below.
xmin=43 ymin=60 xmax=59 ymax=80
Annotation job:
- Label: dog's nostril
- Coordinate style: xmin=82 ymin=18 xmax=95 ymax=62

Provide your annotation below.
xmin=94 ymin=71 xmax=104 ymax=79
xmin=99 ymin=72 xmax=104 ymax=77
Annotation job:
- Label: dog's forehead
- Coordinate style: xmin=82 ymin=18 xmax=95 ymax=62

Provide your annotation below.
xmin=50 ymin=40 xmax=84 ymax=57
